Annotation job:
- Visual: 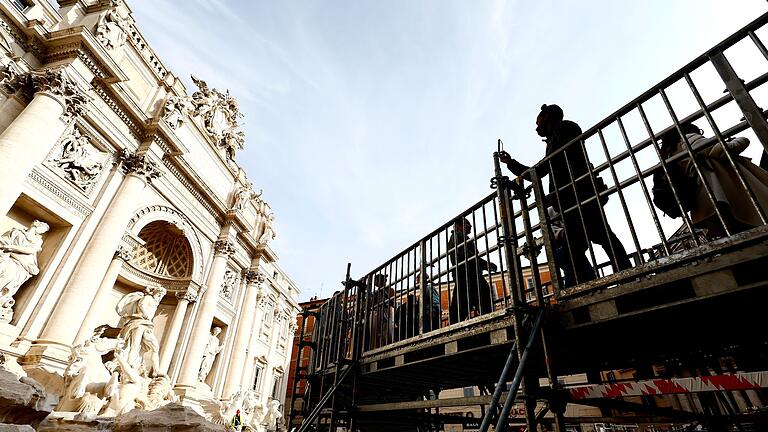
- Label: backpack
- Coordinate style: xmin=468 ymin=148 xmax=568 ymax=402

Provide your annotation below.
xmin=652 ymin=163 xmax=697 ymax=218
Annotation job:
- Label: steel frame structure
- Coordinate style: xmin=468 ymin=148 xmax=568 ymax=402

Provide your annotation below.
xmin=290 ymin=10 xmax=768 ymax=432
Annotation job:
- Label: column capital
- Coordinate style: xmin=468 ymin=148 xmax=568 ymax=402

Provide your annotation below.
xmin=175 ymin=290 xmax=198 ymax=303
xmin=29 ymin=68 xmax=88 ymax=122
xmin=244 ymin=269 xmax=266 ymax=285
xmin=114 ymin=246 xmax=132 ymax=262
xmin=213 ymin=239 xmax=236 ymax=257
xmin=118 ymin=150 xmax=162 ymax=183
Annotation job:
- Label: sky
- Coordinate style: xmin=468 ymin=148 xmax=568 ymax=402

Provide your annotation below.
xmin=129 ymin=0 xmax=768 ymax=301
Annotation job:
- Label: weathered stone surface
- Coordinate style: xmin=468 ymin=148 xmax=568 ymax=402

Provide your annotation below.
xmin=113 ymin=403 xmax=226 ymax=432
xmin=37 ymin=417 xmax=108 ymax=432
xmin=0 ymin=367 xmax=51 ymax=428
xmin=0 ymin=424 xmax=35 ymax=432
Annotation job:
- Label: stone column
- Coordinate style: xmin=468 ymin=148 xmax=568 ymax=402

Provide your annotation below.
xmin=241 ymin=292 xmax=269 ymax=389
xmin=0 ymin=67 xmax=88 ymax=216
xmin=159 ymin=290 xmax=197 ymax=373
xmin=176 ymin=239 xmax=234 ymax=387
xmin=74 ymin=246 xmax=132 ymax=343
xmin=38 ymin=152 xmax=161 ymax=347
xmin=222 ymin=270 xmax=265 ymax=397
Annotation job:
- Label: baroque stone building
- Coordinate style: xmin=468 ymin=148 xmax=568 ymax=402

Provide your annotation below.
xmin=0 ymin=0 xmax=300 ymax=429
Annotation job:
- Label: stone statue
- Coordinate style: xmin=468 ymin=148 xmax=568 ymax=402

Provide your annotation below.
xmin=115 ymin=284 xmax=166 ymax=378
xmin=57 ymin=286 xmax=175 ymax=419
xmin=258 ymin=214 xmax=275 ymax=246
xmin=51 ymin=128 xmax=104 ymax=190
xmin=95 ymin=7 xmax=128 ymax=51
xmin=262 ymin=399 xmax=284 ymax=431
xmin=218 ymin=389 xmax=264 ymax=431
xmin=163 ymin=94 xmax=192 ymax=130
xmin=0 ymin=220 xmax=49 ymax=323
xmin=58 ymin=326 xmax=119 ymax=419
xmin=189 ymin=75 xmax=245 ymax=159
xmin=220 ymin=269 xmax=238 ymax=301
xmin=198 ymin=327 xmax=224 ymax=383
xmin=232 ymin=185 xmax=262 ymax=212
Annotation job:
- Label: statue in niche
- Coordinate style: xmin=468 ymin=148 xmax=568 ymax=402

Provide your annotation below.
xmin=220 ymin=269 xmax=238 ymax=300
xmin=0 ymin=220 xmax=49 ymax=323
xmin=198 ymin=327 xmax=224 ymax=383
xmin=163 ymin=94 xmax=192 ymax=130
xmin=52 ymin=128 xmax=104 ymax=191
xmin=95 ymin=7 xmax=128 ymax=51
xmin=114 ymin=284 xmax=166 ymax=378
xmin=258 ymin=213 xmax=276 ymax=246
xmin=57 ymin=286 xmax=175 ymax=419
xmin=232 ymin=184 xmax=262 ymax=212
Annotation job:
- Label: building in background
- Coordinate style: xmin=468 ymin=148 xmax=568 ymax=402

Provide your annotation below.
xmin=0 ymin=0 xmax=299 ymax=429
xmin=285 ymin=296 xmax=327 ymax=426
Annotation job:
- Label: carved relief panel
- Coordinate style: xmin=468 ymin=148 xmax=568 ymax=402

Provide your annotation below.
xmin=44 ymin=125 xmax=111 ymax=196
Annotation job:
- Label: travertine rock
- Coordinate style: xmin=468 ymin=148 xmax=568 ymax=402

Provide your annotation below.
xmin=0 ymin=424 xmax=35 ymax=432
xmin=113 ymin=403 xmax=226 ymax=432
xmin=36 ymin=417 xmax=104 ymax=432
xmin=0 ymin=367 xmax=51 ymax=428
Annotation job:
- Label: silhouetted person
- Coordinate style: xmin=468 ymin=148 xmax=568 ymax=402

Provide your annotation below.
xmin=660 ymin=122 xmax=768 ymax=239
xmin=500 ymin=104 xmax=631 ymax=287
xmin=448 ymin=217 xmax=497 ymax=323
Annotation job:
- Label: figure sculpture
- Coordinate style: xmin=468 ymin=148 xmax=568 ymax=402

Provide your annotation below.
xmin=262 ymin=399 xmax=284 ymax=431
xmin=189 ymin=75 xmax=245 ymax=159
xmin=57 ymin=286 xmax=175 ymax=419
xmin=198 ymin=327 xmax=224 ymax=383
xmin=163 ymin=94 xmax=192 ymax=130
xmin=95 ymin=7 xmax=127 ymax=51
xmin=0 ymin=220 xmax=49 ymax=323
xmin=221 ymin=270 xmax=238 ymax=300
xmin=52 ymin=128 xmax=103 ymax=190
xmin=232 ymin=185 xmax=262 ymax=212
xmin=258 ymin=214 xmax=275 ymax=246
xmin=115 ymin=284 xmax=166 ymax=378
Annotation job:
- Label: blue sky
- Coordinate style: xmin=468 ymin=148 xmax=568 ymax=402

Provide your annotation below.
xmin=130 ymin=1 xmax=768 ymax=300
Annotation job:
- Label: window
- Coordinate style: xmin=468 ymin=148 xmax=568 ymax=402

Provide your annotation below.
xmin=252 ymin=365 xmax=263 ymax=391
xmin=11 ymin=0 xmax=31 ymax=12
xmin=272 ymin=374 xmax=283 ymax=398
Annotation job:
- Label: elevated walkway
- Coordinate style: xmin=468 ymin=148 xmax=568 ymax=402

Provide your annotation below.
xmin=292 ymin=10 xmax=768 ymax=432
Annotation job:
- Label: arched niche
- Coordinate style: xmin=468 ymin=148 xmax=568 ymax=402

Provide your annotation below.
xmin=125 ymin=204 xmax=205 ymax=284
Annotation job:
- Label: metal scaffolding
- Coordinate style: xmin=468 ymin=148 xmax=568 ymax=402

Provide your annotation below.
xmin=290 ymin=10 xmax=768 ymax=432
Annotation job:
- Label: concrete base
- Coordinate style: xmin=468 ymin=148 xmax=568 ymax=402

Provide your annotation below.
xmin=38 ymin=404 xmax=227 ymax=432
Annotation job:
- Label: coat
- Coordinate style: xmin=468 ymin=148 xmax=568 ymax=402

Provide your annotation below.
xmin=675 ymin=133 xmax=768 ymax=227
xmin=447 ymin=231 xmax=494 ymax=324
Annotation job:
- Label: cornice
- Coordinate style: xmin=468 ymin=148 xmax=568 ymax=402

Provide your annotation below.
xmin=160 ymin=154 xmax=225 ymax=225
xmin=0 ymin=8 xmax=45 ymax=58
xmin=43 ymin=27 xmax=127 ymax=83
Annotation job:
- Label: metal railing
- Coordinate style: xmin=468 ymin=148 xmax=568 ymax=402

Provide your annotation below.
xmin=307 ymin=10 xmax=768 ymax=368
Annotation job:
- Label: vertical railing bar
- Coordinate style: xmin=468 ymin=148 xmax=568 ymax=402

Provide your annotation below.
xmin=636 ymin=102 xmax=699 ymax=249
xmin=710 ymin=51 xmax=768 ymax=158
xmin=615 ymin=115 xmax=670 ymax=255
xmin=579 ymin=138 xmax=624 ymax=270
xmin=659 ymin=87 xmax=732 ymax=236
xmin=561 ymin=150 xmax=600 ymax=278
xmin=749 ymin=30 xmax=768 ymax=63
xmin=470 ymin=210 xmax=484 ymax=317
xmin=481 ymin=202 xmax=496 ymax=309
xmin=530 ymin=171 xmax=563 ymax=298
xmin=492 ymin=197 xmax=510 ymax=307
xmin=546 ymin=159 xmax=581 ymax=286
xmin=596 ymin=128 xmax=643 ymax=257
